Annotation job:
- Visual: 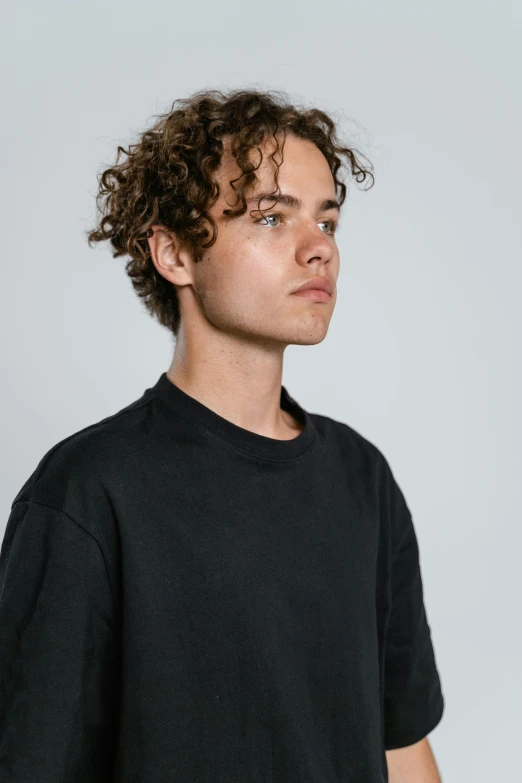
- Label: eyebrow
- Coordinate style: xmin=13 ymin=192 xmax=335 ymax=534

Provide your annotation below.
xmin=244 ymin=192 xmax=341 ymax=213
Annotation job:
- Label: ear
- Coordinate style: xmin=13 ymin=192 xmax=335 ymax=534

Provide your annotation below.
xmin=147 ymin=226 xmax=194 ymax=287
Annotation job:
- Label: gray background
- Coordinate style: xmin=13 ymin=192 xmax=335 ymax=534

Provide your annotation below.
xmin=2 ymin=1 xmax=521 ymax=779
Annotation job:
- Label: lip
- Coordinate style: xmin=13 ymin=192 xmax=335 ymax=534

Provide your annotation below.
xmin=291 ymin=276 xmax=334 ymax=297
xmin=293 ymin=289 xmax=331 ymax=302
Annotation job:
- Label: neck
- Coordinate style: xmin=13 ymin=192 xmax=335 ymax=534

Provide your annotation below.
xmin=166 ymin=326 xmax=302 ymax=440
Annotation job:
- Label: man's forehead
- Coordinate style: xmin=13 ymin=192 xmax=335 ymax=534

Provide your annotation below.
xmin=213 ymin=136 xmax=336 ymax=210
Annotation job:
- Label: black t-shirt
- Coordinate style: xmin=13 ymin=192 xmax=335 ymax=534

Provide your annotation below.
xmin=0 ymin=373 xmax=445 ymax=782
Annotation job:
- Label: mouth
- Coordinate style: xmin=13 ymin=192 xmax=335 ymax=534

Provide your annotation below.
xmin=292 ymin=289 xmax=331 ymax=303
xmin=291 ymin=276 xmax=334 ymax=300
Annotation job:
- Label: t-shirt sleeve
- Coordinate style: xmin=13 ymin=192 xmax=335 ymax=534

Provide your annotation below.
xmin=382 ymin=465 xmax=445 ymax=750
xmin=0 ymin=500 xmax=120 ymax=782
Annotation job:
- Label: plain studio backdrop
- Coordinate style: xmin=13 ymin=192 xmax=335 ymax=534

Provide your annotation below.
xmin=1 ymin=1 xmax=520 ymax=779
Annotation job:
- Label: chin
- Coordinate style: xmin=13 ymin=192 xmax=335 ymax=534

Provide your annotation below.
xmin=289 ymin=332 xmax=329 ymax=346
xmin=281 ymin=321 xmax=331 ymax=346
xmin=224 ymin=315 xmax=331 ymax=347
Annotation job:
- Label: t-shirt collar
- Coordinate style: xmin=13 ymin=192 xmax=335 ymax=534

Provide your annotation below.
xmin=149 ymin=372 xmax=317 ymax=461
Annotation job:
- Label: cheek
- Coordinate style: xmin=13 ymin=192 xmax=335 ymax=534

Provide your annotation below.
xmin=197 ymin=231 xmax=292 ymax=321
xmin=219 ymin=238 xmax=283 ymax=297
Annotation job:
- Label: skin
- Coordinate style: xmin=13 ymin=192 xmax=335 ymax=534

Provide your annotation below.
xmin=386 ymin=737 xmax=443 ymax=782
xmin=147 ymin=131 xmax=340 ymax=438
xmin=148 ymin=132 xmax=442 ymax=780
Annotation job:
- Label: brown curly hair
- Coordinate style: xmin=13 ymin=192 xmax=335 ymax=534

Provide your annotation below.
xmin=86 ymin=87 xmax=375 ymax=337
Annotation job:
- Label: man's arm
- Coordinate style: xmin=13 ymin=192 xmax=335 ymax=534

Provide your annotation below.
xmin=0 ymin=500 xmax=120 ymax=781
xmin=379 ymin=456 xmax=446 ymax=774
xmin=386 ymin=737 xmax=442 ymax=783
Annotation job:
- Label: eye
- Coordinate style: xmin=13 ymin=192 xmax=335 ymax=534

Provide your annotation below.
xmin=319 ymin=220 xmax=340 ymax=235
xmin=253 ymin=213 xmax=341 ymax=235
xmin=254 ymin=213 xmax=283 ymax=228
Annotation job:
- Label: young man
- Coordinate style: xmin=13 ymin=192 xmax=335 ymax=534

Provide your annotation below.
xmin=0 ymin=88 xmax=445 ymax=782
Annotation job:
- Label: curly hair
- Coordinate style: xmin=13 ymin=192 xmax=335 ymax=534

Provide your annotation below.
xmin=86 ymin=87 xmax=375 ymax=337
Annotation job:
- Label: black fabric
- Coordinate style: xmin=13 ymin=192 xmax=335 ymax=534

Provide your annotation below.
xmin=0 ymin=372 xmax=445 ymax=782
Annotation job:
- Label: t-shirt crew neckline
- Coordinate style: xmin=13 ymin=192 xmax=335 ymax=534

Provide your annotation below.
xmin=150 ymin=372 xmax=317 ymax=461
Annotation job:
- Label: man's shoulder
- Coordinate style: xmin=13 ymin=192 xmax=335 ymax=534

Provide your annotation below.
xmin=11 ymin=388 xmax=156 ymax=514
xmin=309 ymin=410 xmax=387 ymax=473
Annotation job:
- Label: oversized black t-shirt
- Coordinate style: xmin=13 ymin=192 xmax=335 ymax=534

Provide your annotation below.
xmin=0 ymin=372 xmax=445 ymax=782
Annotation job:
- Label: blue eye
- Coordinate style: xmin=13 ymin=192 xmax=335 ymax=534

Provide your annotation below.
xmin=319 ymin=220 xmax=340 ymax=235
xmin=255 ymin=213 xmax=282 ymax=227
xmin=253 ymin=213 xmax=340 ymax=235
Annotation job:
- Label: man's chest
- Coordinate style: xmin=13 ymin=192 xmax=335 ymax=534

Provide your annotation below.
xmin=118 ymin=460 xmax=382 ymax=653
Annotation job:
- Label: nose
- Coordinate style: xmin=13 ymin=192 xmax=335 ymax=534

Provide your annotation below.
xmin=295 ymin=222 xmax=336 ymax=268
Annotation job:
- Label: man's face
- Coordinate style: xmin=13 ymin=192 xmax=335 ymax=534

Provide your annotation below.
xmin=185 ymin=133 xmax=341 ymax=348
